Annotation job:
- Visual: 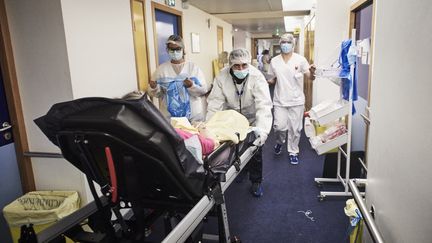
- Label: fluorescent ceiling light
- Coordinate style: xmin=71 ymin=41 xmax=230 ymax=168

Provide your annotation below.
xmin=281 ymin=0 xmax=314 ymax=11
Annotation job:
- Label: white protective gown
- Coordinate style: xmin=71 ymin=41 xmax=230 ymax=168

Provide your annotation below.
xmin=206 ymin=66 xmax=273 ymax=139
xmin=149 ymin=61 xmax=208 ymax=121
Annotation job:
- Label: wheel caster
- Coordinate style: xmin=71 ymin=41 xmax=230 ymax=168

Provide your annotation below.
xmin=317 ymin=195 xmax=325 ymax=202
xmin=316 ymin=181 xmax=323 ymax=188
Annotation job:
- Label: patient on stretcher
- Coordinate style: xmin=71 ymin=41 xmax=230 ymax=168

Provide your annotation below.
xmin=171 ymin=109 xmax=250 ymax=159
xmin=123 ymin=90 xmax=250 ymax=160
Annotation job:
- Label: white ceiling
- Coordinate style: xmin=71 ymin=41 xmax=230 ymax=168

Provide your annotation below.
xmin=189 ymin=0 xmax=313 ymax=35
xmin=189 ymin=0 xmax=282 ymax=14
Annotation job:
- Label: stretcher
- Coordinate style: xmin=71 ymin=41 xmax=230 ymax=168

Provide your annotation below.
xmin=32 ymin=96 xmax=259 ymax=243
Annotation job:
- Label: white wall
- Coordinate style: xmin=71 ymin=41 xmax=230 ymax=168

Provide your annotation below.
xmin=233 ymin=30 xmax=251 ymax=51
xmin=313 ymin=0 xmax=351 ymax=106
xmin=4 ymin=0 xmax=88 ymax=199
xmin=5 ymin=0 xmax=139 ymax=203
xmin=61 ymin=0 xmax=138 ymax=98
xmin=181 ymin=3 xmax=233 ymax=84
xmin=365 ymin=0 xmax=432 ymax=242
xmin=5 ymin=0 xmax=73 ymax=152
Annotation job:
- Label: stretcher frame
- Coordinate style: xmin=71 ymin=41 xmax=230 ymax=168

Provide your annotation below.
xmin=31 ymin=96 xmax=260 ymax=243
xmin=162 ymin=144 xmax=258 ymax=243
xmin=35 ymin=142 xmax=258 ymax=243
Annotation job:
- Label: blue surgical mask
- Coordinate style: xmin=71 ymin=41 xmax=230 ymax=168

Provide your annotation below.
xmin=233 ymin=69 xmax=249 ymax=79
xmin=280 ymin=43 xmax=293 ymax=53
xmin=169 ymin=50 xmax=183 ymax=61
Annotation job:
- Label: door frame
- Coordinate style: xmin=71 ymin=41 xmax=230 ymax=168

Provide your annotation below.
xmin=349 ymin=0 xmax=375 ymax=163
xmin=0 ymin=0 xmax=35 ymax=192
xmin=251 ymin=37 xmax=273 ymax=60
xmin=151 ymin=1 xmax=183 ymax=65
xmin=350 ymin=0 xmax=374 ymax=104
xmin=130 ymin=0 xmax=151 ymax=91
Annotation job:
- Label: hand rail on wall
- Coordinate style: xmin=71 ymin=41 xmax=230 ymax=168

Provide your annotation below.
xmin=23 ymin=151 xmax=63 ymax=158
xmin=348 ymin=179 xmax=385 ymax=243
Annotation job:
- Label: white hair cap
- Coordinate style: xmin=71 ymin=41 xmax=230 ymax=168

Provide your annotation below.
xmin=279 ymin=33 xmax=295 ymax=44
xmin=166 ymin=35 xmax=185 ymax=49
xmin=229 ymin=48 xmax=251 ymax=67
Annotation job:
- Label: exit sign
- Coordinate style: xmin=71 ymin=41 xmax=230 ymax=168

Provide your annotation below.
xmin=165 ymin=0 xmax=175 ymax=6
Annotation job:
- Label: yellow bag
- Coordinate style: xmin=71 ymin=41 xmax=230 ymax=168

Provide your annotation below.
xmin=350 ymin=220 xmax=363 ymax=243
xmin=3 ymin=191 xmax=80 ymax=243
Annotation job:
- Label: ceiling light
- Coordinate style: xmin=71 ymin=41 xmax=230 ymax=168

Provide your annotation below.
xmin=281 ymin=0 xmax=314 ymax=11
xmin=234 ymin=28 xmax=238 ymax=32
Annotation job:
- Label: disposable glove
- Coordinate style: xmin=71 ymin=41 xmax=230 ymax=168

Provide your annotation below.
xmin=251 ymin=127 xmax=268 ymax=146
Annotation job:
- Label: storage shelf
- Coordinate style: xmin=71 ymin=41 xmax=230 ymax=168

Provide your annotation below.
xmin=309 ymin=101 xmax=349 ymax=125
xmin=309 ymin=133 xmax=348 ymax=155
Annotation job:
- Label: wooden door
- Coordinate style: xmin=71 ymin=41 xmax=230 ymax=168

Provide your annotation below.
xmin=132 ymin=0 xmax=150 ymax=91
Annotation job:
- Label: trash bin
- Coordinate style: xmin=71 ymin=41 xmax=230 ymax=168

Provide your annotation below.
xmin=3 ymin=191 xmax=80 ymax=243
xmin=344 ymin=199 xmax=363 ymax=243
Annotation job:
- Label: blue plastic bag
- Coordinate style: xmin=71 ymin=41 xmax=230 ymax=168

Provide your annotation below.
xmin=158 ymin=77 xmax=191 ymax=118
xmin=339 ymin=40 xmax=358 ymax=114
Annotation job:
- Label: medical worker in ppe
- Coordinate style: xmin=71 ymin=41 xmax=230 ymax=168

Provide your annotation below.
xmin=207 ymin=48 xmax=273 ymax=197
xmin=149 ymin=35 xmax=208 ymax=122
xmin=268 ymin=33 xmax=315 ymax=165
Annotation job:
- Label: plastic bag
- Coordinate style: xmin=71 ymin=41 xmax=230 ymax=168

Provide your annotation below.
xmin=158 ymin=79 xmax=191 ymax=118
xmin=3 ymin=191 xmax=80 ymax=227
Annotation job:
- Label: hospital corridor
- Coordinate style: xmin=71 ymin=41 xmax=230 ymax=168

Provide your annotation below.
xmin=0 ymin=0 xmax=430 ymax=242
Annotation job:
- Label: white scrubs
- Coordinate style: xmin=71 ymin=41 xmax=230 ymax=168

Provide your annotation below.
xmin=268 ymin=53 xmax=310 ymax=154
xmin=149 ymin=61 xmax=208 ymax=121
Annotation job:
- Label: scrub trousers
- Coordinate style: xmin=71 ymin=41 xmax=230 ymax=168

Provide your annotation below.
xmin=273 ymin=105 xmax=305 ymax=155
xmin=246 ymin=147 xmax=263 ymax=183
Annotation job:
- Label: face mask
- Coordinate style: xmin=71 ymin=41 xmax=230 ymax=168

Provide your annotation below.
xmin=233 ymin=69 xmax=249 ymax=79
xmin=169 ymin=50 xmax=183 ymax=61
xmin=280 ymin=43 xmax=293 ymax=53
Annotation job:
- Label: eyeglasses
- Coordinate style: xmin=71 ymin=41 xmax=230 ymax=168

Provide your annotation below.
xmin=280 ymin=41 xmax=293 ymax=44
xmin=168 ymin=47 xmax=183 ymax=52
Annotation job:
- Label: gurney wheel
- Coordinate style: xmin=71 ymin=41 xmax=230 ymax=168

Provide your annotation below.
xmin=318 ymin=195 xmax=326 ymax=202
xmin=315 ymin=181 xmax=323 ymax=188
xmin=231 ymin=235 xmax=242 ymax=243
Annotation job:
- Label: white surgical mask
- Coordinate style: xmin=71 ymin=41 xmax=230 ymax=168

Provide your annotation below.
xmin=280 ymin=43 xmax=293 ymax=53
xmin=233 ymin=69 xmax=249 ymax=79
xmin=169 ymin=50 xmax=183 ymax=61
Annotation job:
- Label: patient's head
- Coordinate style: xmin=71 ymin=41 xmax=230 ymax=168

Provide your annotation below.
xmin=122 ymin=90 xmax=146 ymax=100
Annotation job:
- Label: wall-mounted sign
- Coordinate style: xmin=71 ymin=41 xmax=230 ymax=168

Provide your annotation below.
xmin=165 ymin=0 xmax=175 ymax=7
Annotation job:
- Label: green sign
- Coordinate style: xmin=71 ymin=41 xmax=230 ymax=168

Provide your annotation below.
xmin=165 ymin=0 xmax=175 ymax=7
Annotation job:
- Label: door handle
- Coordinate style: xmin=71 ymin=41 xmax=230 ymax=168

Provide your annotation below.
xmin=0 ymin=122 xmax=12 ymax=132
xmin=360 ymin=113 xmax=370 ymax=125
